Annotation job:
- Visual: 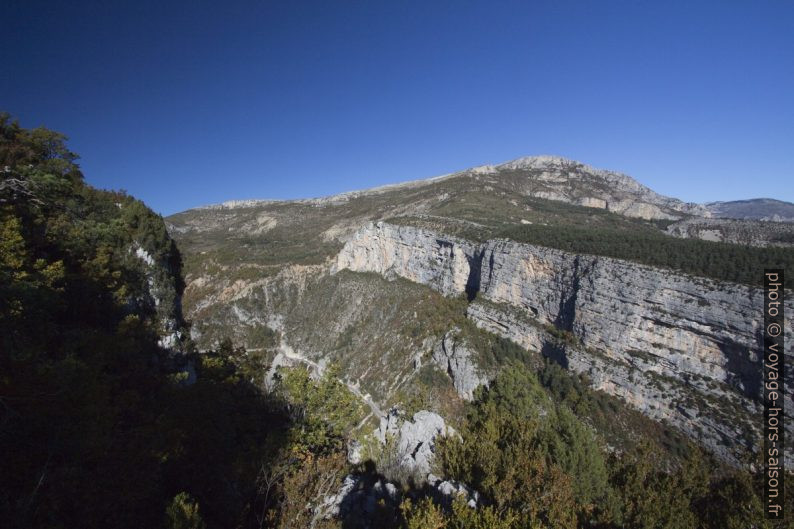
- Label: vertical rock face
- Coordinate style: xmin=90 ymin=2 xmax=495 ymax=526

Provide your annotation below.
xmin=334 ymin=222 xmax=474 ymax=297
xmin=131 ymin=242 xmax=185 ymax=350
xmin=335 ymin=222 xmax=793 ymax=464
xmin=478 ymin=239 xmax=770 ymax=393
xmin=431 ymin=331 xmax=489 ymax=400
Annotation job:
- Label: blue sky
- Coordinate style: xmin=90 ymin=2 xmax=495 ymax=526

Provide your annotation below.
xmin=2 ymin=0 xmax=792 ymax=215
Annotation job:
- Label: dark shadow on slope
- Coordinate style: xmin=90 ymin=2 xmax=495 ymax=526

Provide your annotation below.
xmin=554 ymin=255 xmax=583 ymax=332
xmin=465 ymin=249 xmax=486 ymax=302
xmin=721 ymin=339 xmax=763 ymax=401
xmin=542 ymin=340 xmax=570 ymax=369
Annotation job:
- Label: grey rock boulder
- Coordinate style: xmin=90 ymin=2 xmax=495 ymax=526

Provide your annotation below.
xmin=427 ymin=473 xmax=480 ymax=508
xmin=375 ymin=409 xmax=453 ymax=476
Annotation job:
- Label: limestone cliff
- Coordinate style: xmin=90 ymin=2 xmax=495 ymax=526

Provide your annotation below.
xmin=336 ymin=222 xmax=793 ymax=464
xmin=131 ymin=242 xmax=186 ymax=349
xmin=167 ymin=154 xmax=794 ymax=465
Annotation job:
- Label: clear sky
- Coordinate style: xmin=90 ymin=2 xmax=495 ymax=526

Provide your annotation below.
xmin=2 ymin=0 xmax=792 ymax=215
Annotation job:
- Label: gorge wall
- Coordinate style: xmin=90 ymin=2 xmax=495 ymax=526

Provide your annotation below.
xmin=335 ymin=222 xmax=793 ymax=464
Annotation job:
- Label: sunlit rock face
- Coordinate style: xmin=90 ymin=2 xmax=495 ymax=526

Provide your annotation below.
xmin=131 ymin=243 xmax=185 ymax=350
xmin=431 ymin=330 xmax=489 ymax=400
xmin=334 ymin=222 xmax=473 ymax=297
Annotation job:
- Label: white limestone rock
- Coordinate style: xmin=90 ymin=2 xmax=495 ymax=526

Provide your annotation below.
xmin=432 ymin=331 xmax=489 ymax=400
xmin=375 ymin=409 xmax=453 ymax=476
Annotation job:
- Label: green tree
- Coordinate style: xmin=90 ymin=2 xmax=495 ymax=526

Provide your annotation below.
xmin=275 ymin=364 xmax=365 ymax=454
xmin=609 ymin=442 xmax=699 ymax=529
xmin=698 ymin=470 xmax=767 ymax=529
xmin=437 ymin=367 xmax=579 ymax=529
xmin=166 ymin=492 xmax=207 ymax=529
xmin=400 ymin=497 xmax=447 ymax=529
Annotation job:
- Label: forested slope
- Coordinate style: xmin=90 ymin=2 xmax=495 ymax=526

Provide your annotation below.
xmin=0 ymin=115 xmax=289 ymax=528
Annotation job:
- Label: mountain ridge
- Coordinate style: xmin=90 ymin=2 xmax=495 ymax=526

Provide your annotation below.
xmin=705 ymin=198 xmax=794 ymax=222
xmin=187 ymin=155 xmax=792 ymax=226
xmin=193 ymin=155 xmax=685 ymax=211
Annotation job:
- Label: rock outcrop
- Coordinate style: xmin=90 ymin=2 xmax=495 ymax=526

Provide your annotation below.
xmin=375 ymin=409 xmax=454 ymax=476
xmin=427 ymin=474 xmax=480 ymax=508
xmin=323 ymin=472 xmax=480 ymax=526
xmin=324 ymin=474 xmax=400 ymax=520
xmin=131 ymin=242 xmax=185 ymax=350
xmin=336 ymin=222 xmax=793 ymax=464
xmin=432 ymin=331 xmax=489 ymax=400
xmin=334 ymin=223 xmax=472 ymax=297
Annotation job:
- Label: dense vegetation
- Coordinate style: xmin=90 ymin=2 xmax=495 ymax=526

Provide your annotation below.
xmin=419 ymin=364 xmax=785 ymax=529
xmin=0 ymin=111 xmax=367 ymax=528
xmin=0 ymin=115 xmax=290 ymax=528
xmin=501 ymin=222 xmax=794 ymax=289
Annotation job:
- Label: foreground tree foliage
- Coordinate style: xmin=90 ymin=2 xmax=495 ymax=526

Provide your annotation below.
xmin=1 ymin=115 xmax=791 ymax=528
xmin=424 ymin=365 xmax=791 ymax=529
xmin=0 ymin=114 xmax=192 ymax=527
xmin=166 ymin=492 xmax=207 ymax=529
xmin=0 ymin=115 xmax=291 ymax=529
xmin=275 ymin=365 xmax=365 ymax=455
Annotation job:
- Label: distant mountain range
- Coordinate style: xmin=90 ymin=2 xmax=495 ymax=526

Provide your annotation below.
xmin=201 ymin=155 xmax=794 ymax=224
xmin=192 ymin=155 xmax=794 ymax=248
xmin=705 ymin=198 xmax=794 ymax=222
